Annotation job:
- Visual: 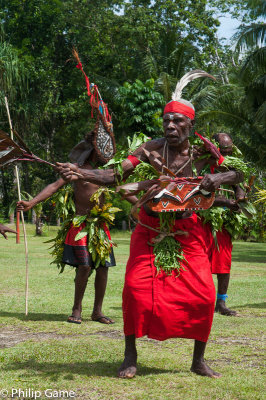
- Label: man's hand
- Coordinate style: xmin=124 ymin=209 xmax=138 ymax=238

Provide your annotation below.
xmin=200 ymin=174 xmax=222 ymax=192
xmin=234 ymin=185 xmax=247 ymax=203
xmin=213 ymin=195 xmax=240 ymax=211
xmin=225 ymin=199 xmax=240 ymax=212
xmin=56 ymin=162 xmax=81 ymax=181
xmin=0 ymin=223 xmax=17 ymax=240
xmin=17 ymin=200 xmax=33 ymax=212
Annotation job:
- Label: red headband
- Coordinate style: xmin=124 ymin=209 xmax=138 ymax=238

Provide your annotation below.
xmin=164 ymin=101 xmax=195 ymax=120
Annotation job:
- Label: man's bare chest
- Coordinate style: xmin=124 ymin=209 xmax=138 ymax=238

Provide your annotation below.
xmin=148 ymin=144 xmax=192 ymax=176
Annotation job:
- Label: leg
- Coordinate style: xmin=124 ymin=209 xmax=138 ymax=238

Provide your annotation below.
xmin=68 ymin=265 xmax=91 ymax=323
xmin=117 ymin=335 xmax=137 ymax=378
xmin=190 ymin=340 xmax=221 ymax=378
xmin=91 ymin=266 xmax=114 ymax=324
xmin=215 ymin=273 xmax=237 ymax=316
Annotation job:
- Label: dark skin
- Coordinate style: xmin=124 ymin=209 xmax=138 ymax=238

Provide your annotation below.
xmin=57 ymin=113 xmax=243 ymax=378
xmin=17 ymin=151 xmax=115 ymax=324
xmin=212 ymin=133 xmax=246 ymax=317
xmin=0 ymin=223 xmax=17 ymax=239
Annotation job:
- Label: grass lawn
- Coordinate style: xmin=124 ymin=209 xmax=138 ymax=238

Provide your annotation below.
xmin=0 ymin=224 xmax=265 ymax=400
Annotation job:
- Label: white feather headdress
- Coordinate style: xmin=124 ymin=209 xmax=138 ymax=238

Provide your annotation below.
xmin=172 ymin=69 xmax=215 ymax=101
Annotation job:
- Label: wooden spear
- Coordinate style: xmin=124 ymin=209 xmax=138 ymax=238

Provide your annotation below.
xmin=4 ymin=96 xmax=29 ymax=316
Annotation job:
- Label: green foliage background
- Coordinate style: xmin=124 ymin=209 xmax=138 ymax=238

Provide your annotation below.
xmin=0 ymin=0 xmax=265 ymax=237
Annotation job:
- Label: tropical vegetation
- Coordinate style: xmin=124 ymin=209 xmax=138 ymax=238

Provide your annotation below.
xmin=0 ymin=0 xmax=265 ymax=238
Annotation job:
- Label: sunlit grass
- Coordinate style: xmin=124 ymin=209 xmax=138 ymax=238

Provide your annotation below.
xmin=0 ymin=225 xmax=265 ymax=400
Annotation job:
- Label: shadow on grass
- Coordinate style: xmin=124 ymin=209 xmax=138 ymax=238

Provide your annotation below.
xmin=232 ymin=249 xmax=266 ymax=264
xmin=235 ymin=302 xmax=266 ymax=309
xmin=3 ymin=359 xmax=175 ymax=379
xmin=0 ymin=311 xmax=67 ymax=322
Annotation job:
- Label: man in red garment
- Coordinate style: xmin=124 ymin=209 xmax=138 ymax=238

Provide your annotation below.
xmin=57 ymin=100 xmax=243 ymax=378
xmin=210 ymin=133 xmax=246 ymax=316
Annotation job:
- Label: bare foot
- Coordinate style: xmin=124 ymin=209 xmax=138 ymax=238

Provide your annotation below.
xmin=215 ymin=300 xmax=237 ymax=316
xmin=191 ymin=360 xmax=221 ymax=378
xmin=91 ymin=313 xmax=114 ymax=324
xmin=117 ymin=356 xmax=137 ymax=378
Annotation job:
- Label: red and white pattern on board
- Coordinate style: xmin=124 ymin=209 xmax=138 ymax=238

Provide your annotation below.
xmin=147 ymin=177 xmax=215 ymax=212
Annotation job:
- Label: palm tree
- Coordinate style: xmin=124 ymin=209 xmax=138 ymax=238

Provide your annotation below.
xmin=0 ymin=41 xmax=28 ymax=110
xmin=194 ymin=0 xmax=266 ymax=167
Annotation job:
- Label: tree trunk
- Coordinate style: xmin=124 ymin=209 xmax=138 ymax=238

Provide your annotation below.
xmin=32 ymin=209 xmax=36 ymax=224
xmin=9 ymin=212 xmax=14 ymax=223
xmin=35 ymin=216 xmax=43 ymax=236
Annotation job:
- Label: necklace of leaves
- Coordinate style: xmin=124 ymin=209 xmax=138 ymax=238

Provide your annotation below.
xmin=150 ymin=212 xmax=188 ymax=277
xmin=144 ymin=140 xmax=189 ymax=276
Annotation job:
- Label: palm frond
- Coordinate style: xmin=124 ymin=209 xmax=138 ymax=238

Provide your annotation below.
xmin=247 ymin=0 xmax=266 ymax=19
xmin=0 ymin=42 xmax=28 ymax=104
xmin=241 ymin=47 xmax=266 ymax=77
xmin=155 ymin=72 xmax=176 ymax=102
xmin=142 ymin=48 xmax=159 ymax=79
xmin=190 ymin=85 xmax=219 ymax=110
xmin=234 ymin=23 xmax=266 ymax=51
xmin=255 ymin=101 xmax=266 ymax=124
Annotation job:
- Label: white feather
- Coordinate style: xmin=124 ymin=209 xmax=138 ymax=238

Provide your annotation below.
xmin=172 ymin=69 xmax=215 ymax=101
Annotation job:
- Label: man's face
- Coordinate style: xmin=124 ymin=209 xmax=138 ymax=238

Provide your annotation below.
xmin=163 ymin=113 xmax=193 ymax=148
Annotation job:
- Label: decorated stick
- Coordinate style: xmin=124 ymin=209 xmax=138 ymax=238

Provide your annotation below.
xmin=0 ymin=129 xmax=84 ymax=178
xmin=246 ymin=175 xmax=256 ymax=193
xmin=4 ymin=96 xmax=29 ymax=316
xmin=72 ymin=48 xmax=112 ymax=125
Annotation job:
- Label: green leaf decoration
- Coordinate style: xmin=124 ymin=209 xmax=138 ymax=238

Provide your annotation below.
xmin=48 ymin=187 xmax=120 ymax=272
xmin=48 ymin=185 xmax=75 ymax=221
xmin=75 ymin=230 xmax=89 ymax=241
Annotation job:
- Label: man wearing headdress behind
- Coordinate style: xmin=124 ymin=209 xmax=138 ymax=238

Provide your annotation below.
xmin=17 ymin=131 xmax=117 ymax=325
xmin=57 ymin=70 xmax=244 ymax=378
xmin=205 ymin=132 xmax=247 ymax=316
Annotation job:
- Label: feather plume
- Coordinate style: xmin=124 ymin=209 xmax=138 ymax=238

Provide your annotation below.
xmin=172 ymin=69 xmax=216 ymax=101
xmin=72 ymin=47 xmax=81 ymax=65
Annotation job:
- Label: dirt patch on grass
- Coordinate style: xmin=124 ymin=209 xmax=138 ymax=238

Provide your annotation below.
xmin=0 ymin=326 xmax=83 ymax=348
xmin=210 ymin=337 xmax=264 ymax=345
xmin=0 ymin=326 xmax=126 ymax=348
xmin=94 ymin=330 xmax=123 ymax=340
xmin=0 ymin=289 xmax=23 ymax=296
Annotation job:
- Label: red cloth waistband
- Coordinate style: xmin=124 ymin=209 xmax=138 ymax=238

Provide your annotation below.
xmin=65 ymin=222 xmax=112 ymax=246
xmin=164 ymin=101 xmax=195 ymax=120
xmin=139 ymin=207 xmax=197 ymax=228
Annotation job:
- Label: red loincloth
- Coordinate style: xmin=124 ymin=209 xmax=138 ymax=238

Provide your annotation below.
xmin=209 ymin=226 xmax=232 ymax=274
xmin=122 ymin=208 xmax=216 ymax=342
xmin=63 ymin=222 xmax=115 ymax=268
